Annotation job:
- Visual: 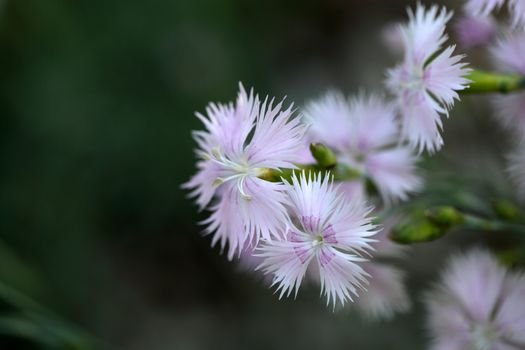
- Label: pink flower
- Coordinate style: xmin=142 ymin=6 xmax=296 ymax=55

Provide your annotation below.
xmin=386 ymin=4 xmax=471 ymax=154
xmin=425 ymin=249 xmax=525 ymax=350
xmin=184 ymin=83 xmax=307 ymax=259
xmin=257 ymin=172 xmax=378 ymax=307
xmin=491 ymin=32 xmax=525 ymax=136
xmin=464 ymin=0 xmax=504 ymax=17
xmin=304 ymin=92 xmax=422 ymax=204
xmin=455 ymin=15 xmax=497 ymax=49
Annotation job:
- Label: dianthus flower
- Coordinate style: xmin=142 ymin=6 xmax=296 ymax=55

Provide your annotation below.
xmin=257 ymin=172 xmax=377 ymax=307
xmin=304 ymin=92 xmax=421 ymax=203
xmin=386 ymin=4 xmax=471 ymax=153
xmin=425 ymin=249 xmax=525 ymax=350
xmin=464 ymin=0 xmax=504 ymax=17
xmin=184 ymin=84 xmax=307 ymax=259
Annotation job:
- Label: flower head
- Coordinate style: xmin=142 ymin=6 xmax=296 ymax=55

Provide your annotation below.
xmin=184 ymin=83 xmax=307 ymax=259
xmin=304 ymin=92 xmax=422 ymax=203
xmin=386 ymin=4 xmax=471 ymax=153
xmin=425 ymin=249 xmax=525 ymax=350
xmin=491 ymin=33 xmax=525 ymax=137
xmin=257 ymin=171 xmax=378 ymax=307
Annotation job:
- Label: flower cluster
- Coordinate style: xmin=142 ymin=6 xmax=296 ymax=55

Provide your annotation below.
xmin=185 ymin=3 xmax=477 ymax=311
xmin=426 ymin=249 xmax=525 ymax=350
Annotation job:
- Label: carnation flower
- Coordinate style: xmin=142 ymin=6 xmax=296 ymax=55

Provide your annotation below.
xmin=257 ymin=172 xmax=378 ymax=307
xmin=491 ymin=32 xmax=525 ymax=136
xmin=454 ymin=15 xmax=496 ymax=49
xmin=183 ymin=83 xmax=307 ymax=259
xmin=425 ymin=249 xmax=525 ymax=350
xmin=464 ymin=0 xmax=504 ymax=18
xmin=304 ymin=92 xmax=421 ymax=204
xmin=386 ymin=4 xmax=471 ymax=153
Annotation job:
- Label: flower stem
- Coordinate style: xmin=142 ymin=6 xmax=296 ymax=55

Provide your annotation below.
xmin=463 ymin=69 xmax=525 ymax=94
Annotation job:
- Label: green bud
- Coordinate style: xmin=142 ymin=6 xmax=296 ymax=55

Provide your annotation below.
xmin=390 ymin=216 xmax=448 ymax=244
xmin=425 ymin=206 xmax=464 ymax=228
xmin=310 ymin=143 xmax=337 ymax=169
xmin=491 ymin=200 xmax=519 ymax=221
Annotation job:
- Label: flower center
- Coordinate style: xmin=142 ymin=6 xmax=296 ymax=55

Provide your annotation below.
xmin=399 ymin=65 xmax=426 ymax=91
xmin=209 ymin=147 xmax=265 ymax=200
xmin=470 ymin=322 xmax=501 ymax=350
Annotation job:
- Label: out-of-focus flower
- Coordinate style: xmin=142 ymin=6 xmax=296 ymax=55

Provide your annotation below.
xmin=491 ymin=32 xmax=525 ymax=136
xmin=304 ymin=92 xmax=421 ymax=204
xmin=257 ymin=172 xmax=378 ymax=307
xmin=425 ymin=249 xmax=525 ymax=350
xmin=353 ymin=218 xmax=411 ymax=320
xmin=386 ymin=4 xmax=471 ymax=154
xmin=356 ymin=263 xmax=411 ymax=320
xmin=508 ymin=141 xmax=525 ymax=197
xmin=183 ymin=83 xmax=307 ymax=259
xmin=455 ymin=15 xmax=497 ymax=49
xmin=509 ymin=0 xmax=525 ymax=29
xmin=464 ymin=0 xmax=504 ymax=17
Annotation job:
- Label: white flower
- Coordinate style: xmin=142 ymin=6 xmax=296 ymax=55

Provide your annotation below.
xmin=257 ymin=171 xmax=378 ymax=307
xmin=386 ymin=4 xmax=471 ymax=153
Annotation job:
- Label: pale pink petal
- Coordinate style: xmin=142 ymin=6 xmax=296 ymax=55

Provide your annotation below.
xmin=402 ymin=4 xmax=452 ymax=65
xmin=203 ymin=185 xmax=248 ymax=260
xmin=492 ymin=93 xmax=525 ymax=136
xmin=317 ymin=246 xmax=369 ymax=307
xmin=247 ymin=98 xmax=307 ymax=168
xmin=303 ymin=91 xmax=355 ymax=151
xmin=454 ymin=15 xmax=496 ymax=49
xmin=425 ymin=46 xmax=471 ymax=109
xmin=355 ymin=263 xmax=411 ymax=320
xmin=399 ymin=90 xmax=444 ymax=154
xmin=464 ymin=0 xmax=504 ymax=18
xmin=365 ymin=147 xmax=422 ymax=203
xmin=257 ymin=238 xmax=315 ymax=299
xmin=509 ymin=0 xmax=525 ymax=29
xmin=491 ymin=32 xmax=525 ymax=75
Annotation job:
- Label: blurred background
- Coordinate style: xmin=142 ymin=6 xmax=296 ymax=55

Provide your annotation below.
xmin=0 ymin=0 xmax=518 ymax=349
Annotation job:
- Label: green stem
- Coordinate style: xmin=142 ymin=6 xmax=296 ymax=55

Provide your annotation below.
xmin=463 ymin=69 xmax=525 ymax=94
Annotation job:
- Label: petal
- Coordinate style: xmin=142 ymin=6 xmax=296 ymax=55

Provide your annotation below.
xmin=354 ymin=263 xmax=411 ymax=320
xmin=256 ymin=238 xmax=315 ymax=299
xmin=317 ymin=246 xmax=369 ymax=307
xmin=399 ymin=90 xmax=444 ymax=154
xmin=182 ymin=159 xmax=222 ymax=210
xmin=246 ymin=97 xmax=307 ymax=168
xmin=424 ymin=45 xmax=471 ymax=109
xmin=364 ymin=147 xmax=422 ymax=204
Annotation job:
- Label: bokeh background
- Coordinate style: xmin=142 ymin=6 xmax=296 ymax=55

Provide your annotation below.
xmin=0 ymin=0 xmax=518 ymax=349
